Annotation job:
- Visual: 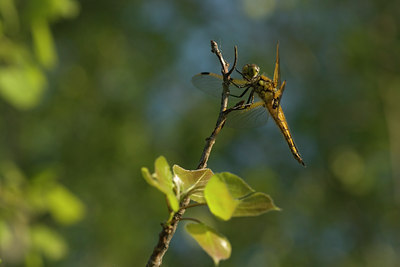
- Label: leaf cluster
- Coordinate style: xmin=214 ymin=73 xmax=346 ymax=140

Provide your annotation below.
xmin=142 ymin=156 xmax=279 ymax=265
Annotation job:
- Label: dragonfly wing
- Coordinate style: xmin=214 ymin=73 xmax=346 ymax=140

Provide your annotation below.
xmin=272 ymin=42 xmax=286 ymax=109
xmin=273 ymin=42 xmax=281 ymax=89
xmin=192 ymin=72 xmax=224 ymax=97
xmin=225 ymin=101 xmax=269 ymax=128
xmin=192 ymin=72 xmax=249 ymax=98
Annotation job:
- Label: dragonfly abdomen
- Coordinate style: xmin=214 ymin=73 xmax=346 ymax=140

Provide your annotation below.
xmin=260 ymin=93 xmax=305 ymax=166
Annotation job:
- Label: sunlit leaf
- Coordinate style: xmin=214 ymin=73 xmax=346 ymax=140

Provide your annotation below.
xmin=50 ymin=0 xmax=80 ymax=18
xmin=233 ymin=192 xmax=280 ymax=217
xmin=30 ymin=225 xmax=67 ymax=260
xmin=46 ymin=185 xmax=85 ymax=225
xmin=214 ymin=172 xmax=254 ymax=198
xmin=141 ymin=156 xmax=179 ymax=211
xmin=0 ymin=220 xmax=12 ymax=246
xmin=166 ymin=194 xmax=179 ymax=212
xmin=205 ymin=172 xmax=279 ymax=219
xmin=142 ymin=167 xmax=157 ymax=188
xmin=155 ymin=156 xmax=173 ymax=185
xmin=172 ymin=165 xmax=213 ymax=203
xmin=204 ymin=174 xmax=239 ymax=220
xmin=31 ymin=18 xmax=56 ymax=69
xmin=31 ymin=18 xmax=57 ymax=69
xmin=0 ymin=65 xmax=46 ymax=110
xmin=186 ymin=223 xmax=231 ymax=266
xmin=27 ymin=169 xmax=85 ymax=224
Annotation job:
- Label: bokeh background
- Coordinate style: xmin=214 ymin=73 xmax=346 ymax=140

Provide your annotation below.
xmin=1 ymin=0 xmax=399 ymax=266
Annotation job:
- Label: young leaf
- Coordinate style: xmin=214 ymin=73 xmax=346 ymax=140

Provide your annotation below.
xmin=141 ymin=156 xmax=179 ymax=211
xmin=205 ymin=172 xmax=280 ymax=220
xmin=204 ymin=174 xmax=239 ymax=220
xmin=214 ymin=172 xmax=255 ymax=198
xmin=155 ymin=156 xmax=173 ymax=185
xmin=172 ymin=165 xmax=213 ymax=203
xmin=186 ymin=223 xmax=231 ymax=266
xmin=233 ymin=192 xmax=280 ymax=217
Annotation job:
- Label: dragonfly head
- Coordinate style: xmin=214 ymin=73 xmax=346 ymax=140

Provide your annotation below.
xmin=242 ymin=64 xmax=260 ymax=80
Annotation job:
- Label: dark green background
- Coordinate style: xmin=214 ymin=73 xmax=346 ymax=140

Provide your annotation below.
xmin=1 ymin=0 xmax=399 ymax=266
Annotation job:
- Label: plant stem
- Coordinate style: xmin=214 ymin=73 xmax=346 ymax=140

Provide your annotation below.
xmin=180 ymin=202 xmax=206 ymax=210
xmin=146 ymin=40 xmax=237 ymax=267
xmin=197 ymin=42 xmax=237 ymax=169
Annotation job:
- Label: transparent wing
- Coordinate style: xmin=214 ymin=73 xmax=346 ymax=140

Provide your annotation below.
xmin=191 ymin=72 xmax=248 ymax=98
xmin=272 ymin=42 xmax=286 ymax=109
xmin=273 ymin=42 xmax=281 ymax=89
xmin=225 ymin=101 xmax=269 ymax=128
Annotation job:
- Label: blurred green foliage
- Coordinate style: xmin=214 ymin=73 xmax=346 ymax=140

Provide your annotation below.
xmin=0 ymin=161 xmax=84 ymax=266
xmin=0 ymin=0 xmax=83 ymax=266
xmin=0 ymin=0 xmax=399 ymax=266
xmin=0 ymin=0 xmax=78 ymax=109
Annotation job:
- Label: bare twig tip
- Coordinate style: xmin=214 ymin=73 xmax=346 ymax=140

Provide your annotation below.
xmin=211 ymin=40 xmax=218 ymax=53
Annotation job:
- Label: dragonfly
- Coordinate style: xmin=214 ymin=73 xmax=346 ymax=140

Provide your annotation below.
xmin=192 ymin=43 xmax=305 ymax=166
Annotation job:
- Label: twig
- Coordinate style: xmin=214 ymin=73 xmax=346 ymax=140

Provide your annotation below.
xmin=146 ymin=199 xmax=190 ymax=267
xmin=180 ymin=202 xmax=206 ymax=210
xmin=146 ymin=40 xmax=236 ymax=267
xmin=197 ymin=42 xmax=237 ymax=169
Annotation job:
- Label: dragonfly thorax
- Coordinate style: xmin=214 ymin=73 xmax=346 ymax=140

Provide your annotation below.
xmin=242 ymin=64 xmax=260 ymax=80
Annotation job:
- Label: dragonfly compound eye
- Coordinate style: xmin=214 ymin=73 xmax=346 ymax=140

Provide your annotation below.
xmin=242 ymin=64 xmax=250 ymax=78
xmin=242 ymin=64 xmax=260 ymax=79
xmin=251 ymin=64 xmax=260 ymax=77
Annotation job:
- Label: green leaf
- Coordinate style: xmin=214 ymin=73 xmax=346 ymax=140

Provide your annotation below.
xmin=186 ymin=223 xmax=231 ymax=266
xmin=31 ymin=18 xmax=56 ymax=69
xmin=0 ymin=64 xmax=46 ymax=110
xmin=172 ymin=165 xmax=213 ymax=203
xmin=141 ymin=156 xmax=179 ymax=211
xmin=214 ymin=172 xmax=255 ymax=198
xmin=204 ymin=174 xmax=239 ymax=220
xmin=155 ymin=156 xmax=173 ymax=184
xmin=205 ymin=172 xmax=280 ymax=220
xmin=50 ymin=0 xmax=80 ymax=18
xmin=27 ymin=169 xmax=85 ymax=224
xmin=46 ymin=185 xmax=85 ymax=225
xmin=30 ymin=225 xmax=67 ymax=260
xmin=233 ymin=192 xmax=280 ymax=217
xmin=0 ymin=220 xmax=11 ymax=246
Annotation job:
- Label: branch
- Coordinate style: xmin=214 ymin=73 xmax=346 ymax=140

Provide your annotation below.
xmin=197 ymin=41 xmax=237 ymax=169
xmin=180 ymin=202 xmax=206 ymax=210
xmin=146 ymin=40 xmax=236 ymax=267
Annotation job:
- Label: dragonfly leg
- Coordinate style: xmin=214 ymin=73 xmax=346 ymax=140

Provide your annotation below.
xmin=241 ymin=103 xmax=254 ymax=109
xmin=235 ymin=68 xmax=244 ymax=77
xmin=229 ymin=85 xmax=251 ymax=98
xmin=272 ymin=80 xmax=286 ymax=109
xmin=224 ymin=99 xmax=253 ymax=114
xmin=246 ymin=89 xmax=255 ymax=104
xmin=235 ymin=68 xmax=252 ymax=82
xmin=230 ymin=80 xmax=248 ymax=89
